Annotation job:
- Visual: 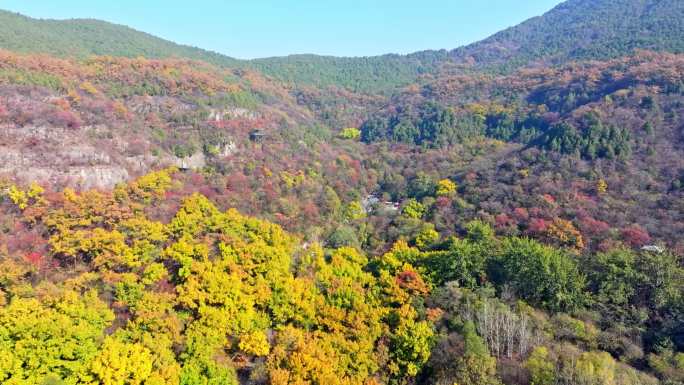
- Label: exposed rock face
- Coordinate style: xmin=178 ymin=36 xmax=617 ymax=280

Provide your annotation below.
xmin=0 ymin=120 xmax=230 ymax=189
xmin=0 ymin=123 xmax=170 ymax=189
xmin=13 ymin=166 xmax=130 ymax=190
xmin=174 ymin=152 xmax=206 ymax=170
xmin=0 ymin=116 xmax=241 ymax=189
xmin=221 ymin=142 xmax=237 ymax=157
xmin=0 ymin=53 xmax=312 ymax=191
xmin=209 ymin=107 xmax=258 ymax=122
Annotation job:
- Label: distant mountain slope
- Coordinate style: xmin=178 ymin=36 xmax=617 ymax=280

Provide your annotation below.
xmin=1 ymin=0 xmax=683 ymax=91
xmin=0 ymin=10 xmax=445 ymax=93
xmin=0 ymin=10 xmax=241 ymax=67
xmin=248 ymin=51 xmax=448 ymax=93
xmin=449 ymin=0 xmax=684 ymax=71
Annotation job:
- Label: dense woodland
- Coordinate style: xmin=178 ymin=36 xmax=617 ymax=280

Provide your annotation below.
xmin=0 ymin=0 xmax=683 ymax=384
xmin=0 ymin=169 xmax=681 ymax=385
xmin=3 ymin=0 xmax=684 ymax=92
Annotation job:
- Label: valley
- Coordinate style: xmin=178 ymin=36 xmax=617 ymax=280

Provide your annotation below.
xmin=0 ymin=1 xmax=682 ymax=384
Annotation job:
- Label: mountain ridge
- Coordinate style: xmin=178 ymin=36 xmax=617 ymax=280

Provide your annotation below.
xmin=447 ymin=0 xmax=684 ymax=72
xmin=0 ymin=10 xmax=242 ymax=66
xmin=2 ymin=0 xmax=684 ymax=92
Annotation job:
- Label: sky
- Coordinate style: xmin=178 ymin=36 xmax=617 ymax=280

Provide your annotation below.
xmin=0 ymin=0 xmax=564 ymax=59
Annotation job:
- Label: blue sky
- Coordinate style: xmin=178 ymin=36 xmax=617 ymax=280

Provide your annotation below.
xmin=0 ymin=0 xmax=563 ymax=59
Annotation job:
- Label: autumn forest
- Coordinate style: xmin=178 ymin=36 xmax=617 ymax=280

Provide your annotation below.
xmin=0 ymin=1 xmax=683 ymax=384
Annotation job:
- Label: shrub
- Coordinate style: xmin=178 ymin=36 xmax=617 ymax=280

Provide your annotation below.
xmin=621 ymin=225 xmax=651 ymax=248
xmin=338 ymin=127 xmax=361 ymax=140
xmin=402 ymin=199 xmax=426 ymax=219
xmin=495 ymin=237 xmax=587 ymax=312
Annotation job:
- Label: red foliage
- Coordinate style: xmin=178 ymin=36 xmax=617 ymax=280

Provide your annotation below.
xmin=273 ymin=212 xmax=291 ymax=228
xmin=542 ymin=194 xmax=556 ymax=205
xmin=396 ymin=269 xmax=429 ymax=294
xmin=495 ymin=213 xmax=515 ymax=228
xmin=145 ymin=112 xmax=164 ymax=128
xmin=51 ymin=98 xmax=71 ymax=111
xmin=198 ymin=186 xmax=217 ymax=200
xmin=527 ymin=218 xmax=549 ymax=234
xmin=435 ymin=196 xmax=451 ymax=209
xmin=621 ymin=225 xmax=651 ymax=248
xmin=226 ymin=172 xmax=250 ymax=194
xmin=43 ymin=190 xmax=66 ymax=205
xmin=155 ymin=279 xmax=176 ymax=294
xmin=512 ymin=207 xmax=529 ymax=221
xmin=580 ymin=216 xmax=610 ymax=236
xmin=6 ymin=222 xmax=46 ymax=256
xmin=348 ymin=158 xmax=362 ymax=174
xmin=397 ymin=270 xmax=419 ymax=284
xmin=49 ymin=109 xmax=82 ymax=129
xmin=262 ymin=182 xmax=279 ymax=203
xmin=189 ymin=172 xmax=205 ymax=186
xmin=301 ymin=202 xmax=320 ymax=222
xmin=24 ymin=252 xmax=45 ymax=267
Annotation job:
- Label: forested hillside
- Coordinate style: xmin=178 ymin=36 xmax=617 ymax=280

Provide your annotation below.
xmin=3 ymin=0 xmax=684 ymax=92
xmin=248 ymin=51 xmax=448 ymax=93
xmin=0 ymin=11 xmax=241 ymax=68
xmin=448 ymin=0 xmax=684 ymax=71
xmin=0 ymin=0 xmax=683 ymax=384
xmin=0 ymin=49 xmax=324 ymax=189
xmin=0 ymin=10 xmax=443 ymax=93
xmin=0 ymin=169 xmax=681 ymax=385
xmin=0 ymin=46 xmax=682 ymax=383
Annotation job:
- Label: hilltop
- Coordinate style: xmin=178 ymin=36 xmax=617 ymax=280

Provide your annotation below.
xmin=448 ymin=0 xmax=684 ymax=71
xmin=2 ymin=0 xmax=684 ymax=91
xmin=0 ymin=10 xmax=241 ymax=67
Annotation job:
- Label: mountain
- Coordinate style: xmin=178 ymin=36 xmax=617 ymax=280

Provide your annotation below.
xmin=0 ymin=10 xmax=241 ymax=67
xmin=0 ymin=1 xmax=683 ymax=384
xmin=0 ymin=10 xmax=445 ymax=93
xmin=1 ymin=49 xmax=683 ymax=384
xmin=0 ymin=50 xmax=326 ymax=190
xmin=449 ymin=0 xmax=684 ymax=71
xmin=1 ymin=0 xmax=684 ymax=92
xmin=248 ymin=51 xmax=448 ymax=93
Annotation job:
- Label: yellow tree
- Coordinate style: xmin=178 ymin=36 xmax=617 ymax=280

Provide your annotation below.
xmin=86 ymin=337 xmax=154 ymax=385
xmin=436 ymin=179 xmax=458 ymax=198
